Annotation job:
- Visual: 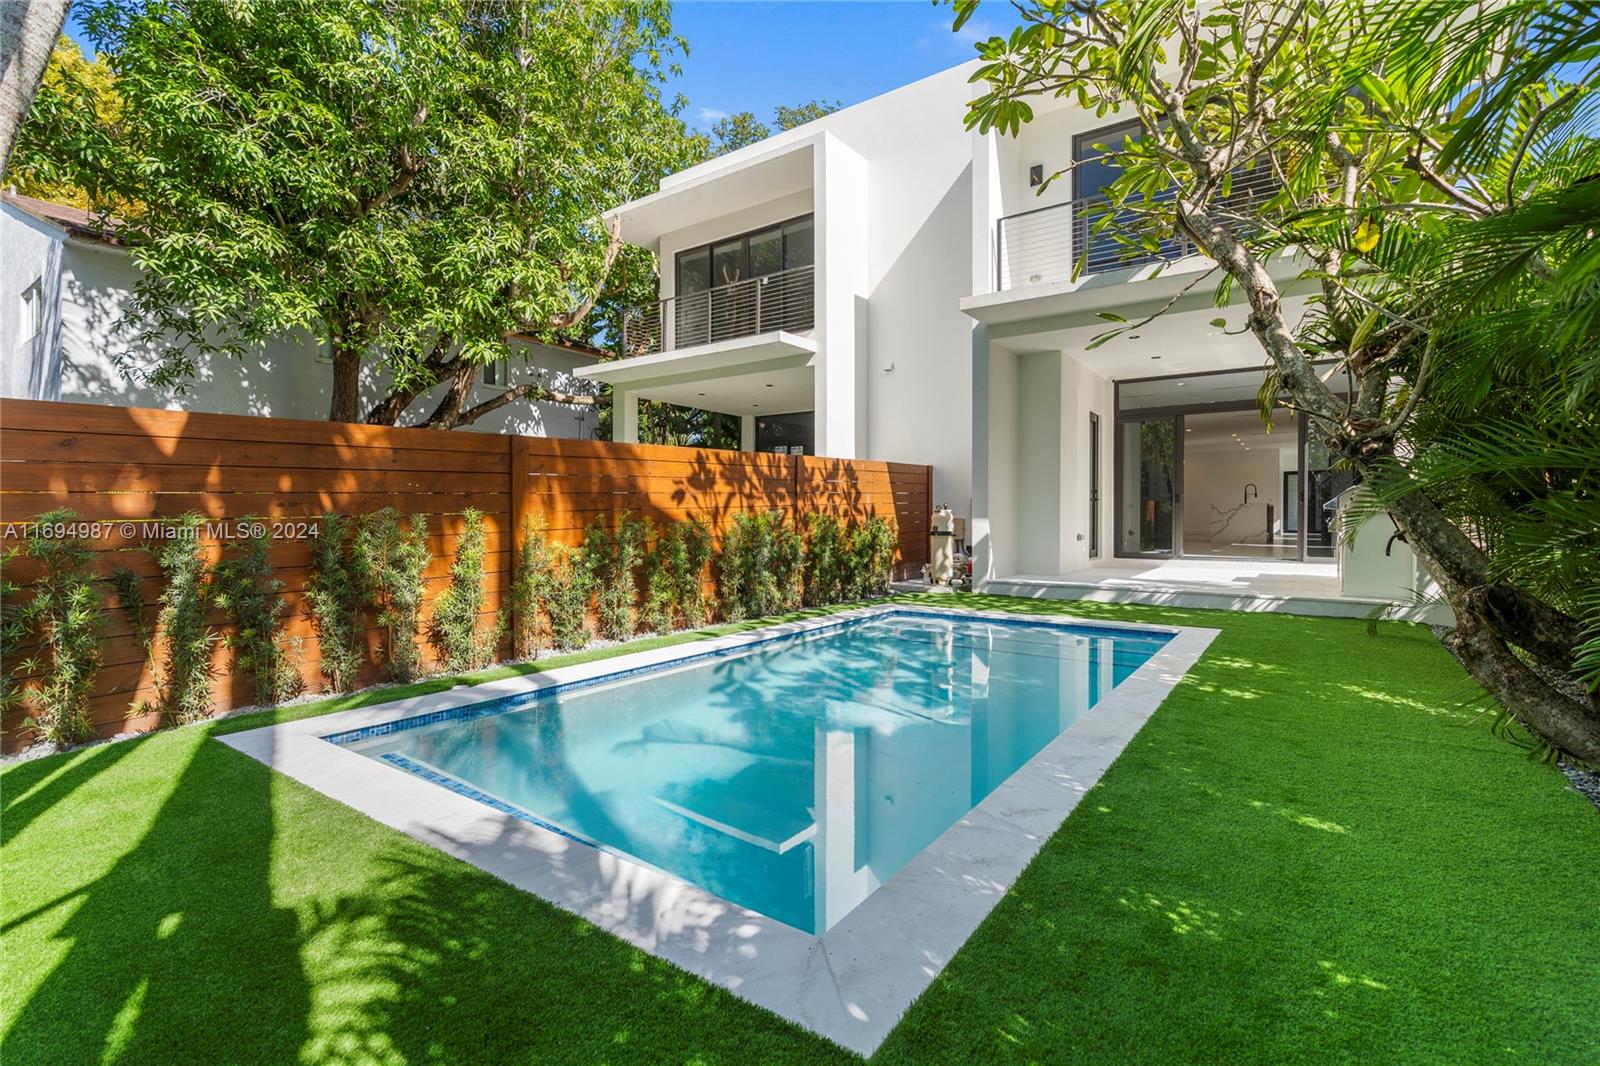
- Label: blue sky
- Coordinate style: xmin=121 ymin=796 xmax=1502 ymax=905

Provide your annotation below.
xmin=665 ymin=1 xmax=1017 ymax=132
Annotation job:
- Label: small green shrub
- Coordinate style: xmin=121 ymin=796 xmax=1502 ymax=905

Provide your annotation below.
xmin=358 ymin=509 xmax=431 ymax=681
xmin=583 ymin=512 xmax=645 ymax=641
xmin=639 ymin=521 xmax=677 ymax=634
xmin=306 ymin=512 xmax=372 ymax=692
xmin=0 ymin=545 xmax=28 ymax=721
xmin=10 ymin=509 xmax=103 ymax=746
xmin=544 ymin=541 xmax=592 ymax=651
xmin=213 ymin=522 xmax=302 ymax=707
xmin=637 ymin=519 xmax=716 ymax=632
xmin=509 ymin=515 xmax=558 ymax=658
xmin=772 ymin=513 xmax=805 ymax=612
xmin=717 ymin=511 xmax=803 ymax=620
xmin=846 ymin=514 xmax=897 ymax=599
xmin=803 ymin=513 xmax=846 ymax=607
xmin=430 ymin=508 xmax=503 ymax=672
xmin=672 ymin=519 xmax=714 ymax=628
xmin=113 ymin=513 xmax=217 ymax=726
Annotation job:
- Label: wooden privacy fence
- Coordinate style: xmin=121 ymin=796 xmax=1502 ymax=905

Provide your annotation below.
xmin=0 ymin=399 xmax=932 ymax=749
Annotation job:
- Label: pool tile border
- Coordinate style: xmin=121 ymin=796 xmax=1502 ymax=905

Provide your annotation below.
xmin=219 ymin=602 xmax=1219 ymax=1056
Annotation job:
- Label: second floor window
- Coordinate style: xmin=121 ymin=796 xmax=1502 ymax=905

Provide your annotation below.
xmin=675 ymin=215 xmax=813 ymax=297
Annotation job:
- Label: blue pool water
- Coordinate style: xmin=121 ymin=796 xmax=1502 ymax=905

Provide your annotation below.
xmin=341 ymin=611 xmax=1171 ymax=933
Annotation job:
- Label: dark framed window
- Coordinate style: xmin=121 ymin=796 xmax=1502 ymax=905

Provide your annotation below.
xmin=674 ymin=215 xmax=814 ymax=296
xmin=1071 ymin=119 xmax=1144 ymax=202
xmin=672 ymin=215 xmax=815 ymax=347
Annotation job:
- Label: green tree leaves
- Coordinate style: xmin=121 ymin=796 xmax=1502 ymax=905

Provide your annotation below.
xmin=12 ymin=0 xmax=703 ymax=425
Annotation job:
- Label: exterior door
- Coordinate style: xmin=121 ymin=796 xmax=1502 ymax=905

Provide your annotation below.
xmin=1089 ymin=412 xmax=1102 ymax=558
xmin=1117 ymin=415 xmax=1178 ymax=556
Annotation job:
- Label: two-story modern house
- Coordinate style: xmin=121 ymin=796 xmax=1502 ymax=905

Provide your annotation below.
xmin=583 ymin=61 xmax=1436 ymax=616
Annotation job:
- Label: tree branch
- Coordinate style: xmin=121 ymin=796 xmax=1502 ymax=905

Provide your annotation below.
xmin=455 ymin=380 xmax=607 ymax=427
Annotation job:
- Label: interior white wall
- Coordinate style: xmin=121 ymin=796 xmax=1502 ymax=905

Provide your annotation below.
xmin=1 ymin=211 xmax=595 ymax=438
xmin=1181 ymin=443 xmax=1294 ymax=545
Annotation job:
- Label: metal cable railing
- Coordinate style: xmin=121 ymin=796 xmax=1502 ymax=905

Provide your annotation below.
xmin=995 ymin=168 xmax=1280 ymax=290
xmin=622 ymin=264 xmax=815 ymax=357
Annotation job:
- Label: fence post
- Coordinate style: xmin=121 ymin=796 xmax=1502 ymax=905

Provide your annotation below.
xmin=791 ymin=451 xmax=803 ymax=531
xmin=509 ymin=435 xmax=533 ymax=655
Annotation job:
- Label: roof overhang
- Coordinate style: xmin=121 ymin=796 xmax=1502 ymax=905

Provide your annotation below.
xmin=575 ymin=331 xmax=816 ymax=415
xmin=605 ymin=139 xmax=817 ymax=250
xmin=963 ymin=252 xmax=1316 ymax=379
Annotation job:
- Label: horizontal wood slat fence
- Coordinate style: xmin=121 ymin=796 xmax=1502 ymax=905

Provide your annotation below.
xmin=0 ymin=399 xmax=932 ymax=750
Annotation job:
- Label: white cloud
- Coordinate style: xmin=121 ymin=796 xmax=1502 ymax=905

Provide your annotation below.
xmin=697 ymin=107 xmax=729 ymax=124
xmin=920 ymin=14 xmax=998 ymax=53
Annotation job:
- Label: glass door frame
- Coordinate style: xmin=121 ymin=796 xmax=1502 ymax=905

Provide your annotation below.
xmin=1113 ymin=395 xmax=1316 ymax=563
xmin=1112 ymin=411 xmax=1184 ymax=558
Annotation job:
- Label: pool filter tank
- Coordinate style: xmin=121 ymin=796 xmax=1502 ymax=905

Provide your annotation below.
xmin=930 ymin=505 xmax=955 ymax=584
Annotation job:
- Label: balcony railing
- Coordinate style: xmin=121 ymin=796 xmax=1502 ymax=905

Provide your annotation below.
xmin=622 ymin=264 xmax=815 ymax=357
xmin=995 ymin=168 xmax=1280 ymax=291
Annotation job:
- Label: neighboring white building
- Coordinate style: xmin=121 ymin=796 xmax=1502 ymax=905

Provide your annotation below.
xmin=582 ymin=62 xmax=1437 ymax=614
xmin=1 ymin=191 xmax=603 ymax=439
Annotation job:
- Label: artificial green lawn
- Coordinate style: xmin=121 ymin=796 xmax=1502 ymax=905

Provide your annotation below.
xmin=3 ymin=595 xmax=1596 ymax=1063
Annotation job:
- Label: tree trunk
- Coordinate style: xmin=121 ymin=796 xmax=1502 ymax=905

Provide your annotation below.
xmin=327 ymin=335 xmax=362 ymax=423
xmin=0 ymin=0 xmax=70 ymax=171
xmin=417 ymin=360 xmax=477 ymax=429
xmin=1175 ymin=198 xmax=1600 ymax=761
xmin=1380 ymin=487 xmax=1600 ymax=762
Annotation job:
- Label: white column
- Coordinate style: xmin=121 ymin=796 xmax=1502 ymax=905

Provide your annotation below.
xmin=970 ymin=323 xmax=993 ymax=590
xmin=614 ymin=386 xmax=639 ymax=444
xmin=740 ymin=413 xmax=756 ymax=452
xmin=813 ymin=133 xmax=869 ymax=459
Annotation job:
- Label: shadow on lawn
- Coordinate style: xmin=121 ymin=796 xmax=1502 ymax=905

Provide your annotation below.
xmin=1 ymin=738 xmax=143 ymax=842
xmin=3 ymin=733 xmax=311 ymax=1063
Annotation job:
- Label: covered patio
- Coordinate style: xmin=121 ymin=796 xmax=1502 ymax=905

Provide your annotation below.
xmin=574 ymin=331 xmax=816 ymax=452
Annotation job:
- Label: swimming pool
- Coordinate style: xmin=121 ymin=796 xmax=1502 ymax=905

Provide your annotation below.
xmin=334 ymin=609 xmax=1172 ymax=934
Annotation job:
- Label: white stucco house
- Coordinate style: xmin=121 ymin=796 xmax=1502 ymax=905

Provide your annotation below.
xmin=581 ymin=62 xmax=1437 ymax=617
xmin=1 ymin=191 xmax=604 ymax=439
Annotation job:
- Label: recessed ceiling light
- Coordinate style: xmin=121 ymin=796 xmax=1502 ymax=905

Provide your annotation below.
xmin=697 ymin=392 xmax=706 ymax=397
xmin=1151 ymin=355 xmax=1161 ymax=360
xmin=765 ymin=383 xmax=774 ymax=388
xmin=1128 ymin=334 xmax=1141 ymax=340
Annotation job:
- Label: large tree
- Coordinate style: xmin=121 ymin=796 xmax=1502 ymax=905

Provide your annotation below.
xmin=9 ymin=0 xmax=702 ymax=426
xmin=956 ymin=0 xmax=1600 ymax=762
xmin=0 ymin=0 xmax=69 ymax=170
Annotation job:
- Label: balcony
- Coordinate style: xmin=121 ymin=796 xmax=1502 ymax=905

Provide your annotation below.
xmin=623 ymin=265 xmax=815 ymax=357
xmin=995 ymin=168 xmax=1279 ymax=290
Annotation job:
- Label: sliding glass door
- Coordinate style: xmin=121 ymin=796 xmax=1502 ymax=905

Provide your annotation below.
xmin=1114 ymin=365 xmax=1349 ymax=562
xmin=1117 ymin=416 xmax=1178 ymax=556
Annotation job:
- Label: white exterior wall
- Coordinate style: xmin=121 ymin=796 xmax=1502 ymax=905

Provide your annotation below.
xmin=1003 ymin=350 xmax=1113 ymax=576
xmin=1 ymin=202 xmax=596 ymax=438
xmin=625 ymin=64 xmax=982 ymax=512
xmin=2 ymin=205 xmax=65 ymax=400
xmin=813 ymin=133 xmax=868 ymax=459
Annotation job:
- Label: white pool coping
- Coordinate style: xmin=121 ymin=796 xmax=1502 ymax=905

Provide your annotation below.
xmin=220 ymin=603 xmax=1219 ymax=1055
